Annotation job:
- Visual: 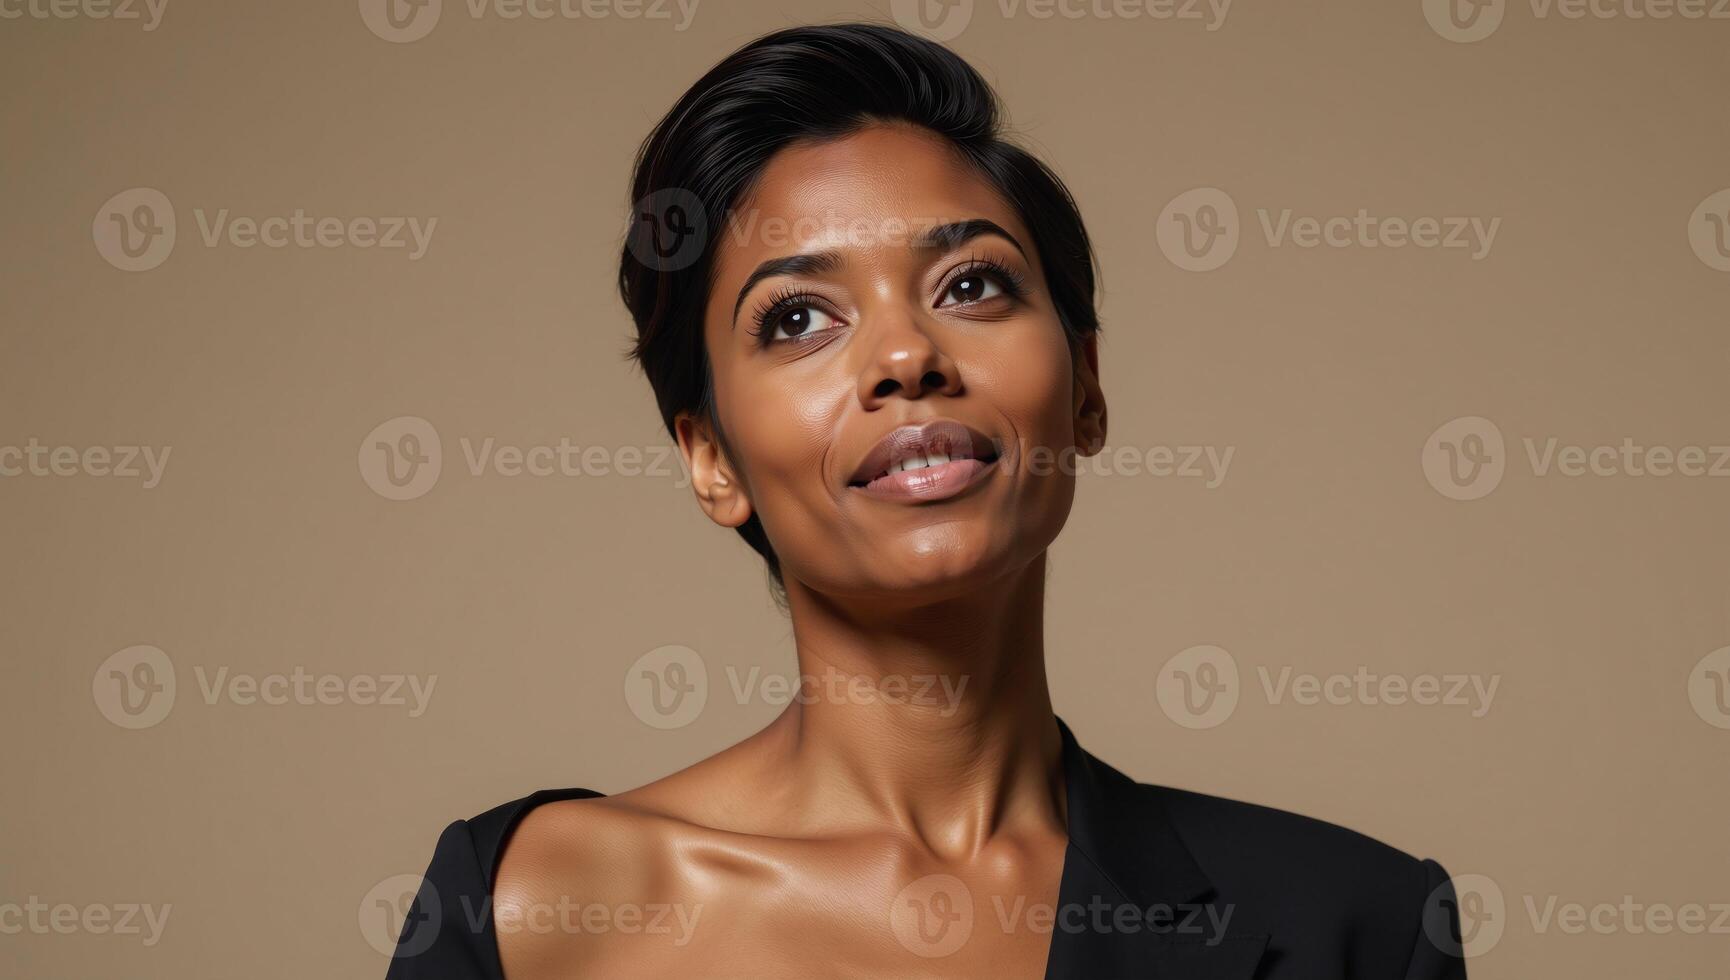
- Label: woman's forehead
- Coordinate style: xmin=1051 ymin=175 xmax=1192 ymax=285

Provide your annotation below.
xmin=718 ymin=126 xmax=1030 ymax=264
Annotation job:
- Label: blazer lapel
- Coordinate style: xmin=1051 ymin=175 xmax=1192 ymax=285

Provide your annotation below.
xmin=1043 ymin=718 xmax=1269 ymax=980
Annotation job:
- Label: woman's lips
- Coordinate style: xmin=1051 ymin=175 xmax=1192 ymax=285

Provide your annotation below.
xmin=853 ymin=456 xmax=996 ymax=502
xmin=846 ymin=418 xmax=1001 ymax=503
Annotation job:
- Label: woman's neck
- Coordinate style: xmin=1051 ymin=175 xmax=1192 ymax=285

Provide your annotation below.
xmin=760 ymin=553 xmax=1066 ymax=856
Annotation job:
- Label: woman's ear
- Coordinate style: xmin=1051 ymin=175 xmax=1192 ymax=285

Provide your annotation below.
xmin=674 ymin=410 xmax=754 ymax=528
xmin=1072 ymin=332 xmax=1108 ymax=457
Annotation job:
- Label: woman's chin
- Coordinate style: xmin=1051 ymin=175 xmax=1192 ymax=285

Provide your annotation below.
xmin=804 ymin=536 xmax=1041 ymax=605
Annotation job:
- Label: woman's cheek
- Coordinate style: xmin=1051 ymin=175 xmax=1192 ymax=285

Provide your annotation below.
xmin=727 ymin=368 xmax=850 ymax=528
xmin=982 ymin=323 xmax=1077 ymax=460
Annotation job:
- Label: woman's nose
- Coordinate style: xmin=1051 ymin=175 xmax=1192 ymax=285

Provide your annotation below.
xmin=856 ymin=312 xmax=963 ymax=408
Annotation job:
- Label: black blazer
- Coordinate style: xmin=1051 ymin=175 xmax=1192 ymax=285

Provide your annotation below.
xmin=385 ymin=718 xmax=1467 ymax=979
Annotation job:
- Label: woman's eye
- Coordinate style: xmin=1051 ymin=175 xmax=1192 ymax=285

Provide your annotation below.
xmin=767 ymin=304 xmax=840 ymax=341
xmin=938 ymin=271 xmax=1005 ymax=308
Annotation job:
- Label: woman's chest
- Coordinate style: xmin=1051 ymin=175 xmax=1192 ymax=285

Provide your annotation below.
xmin=499 ymin=856 xmax=1066 ymax=979
xmin=523 ymin=887 xmax=1059 ymax=980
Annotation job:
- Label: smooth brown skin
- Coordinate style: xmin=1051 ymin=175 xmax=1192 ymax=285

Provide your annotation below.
xmin=495 ymin=123 xmax=1108 ymax=979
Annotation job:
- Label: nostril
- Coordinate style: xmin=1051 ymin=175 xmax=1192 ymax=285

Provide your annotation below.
xmin=920 ymin=370 xmax=947 ymax=391
xmin=872 ymin=378 xmax=901 ymax=399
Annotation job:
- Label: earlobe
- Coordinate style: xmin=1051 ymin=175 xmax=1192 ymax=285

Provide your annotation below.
xmin=1072 ymin=333 xmax=1108 ymax=457
xmin=675 ymin=410 xmax=754 ymax=529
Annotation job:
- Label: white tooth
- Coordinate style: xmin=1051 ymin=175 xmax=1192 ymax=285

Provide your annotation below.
xmin=893 ymin=452 xmax=951 ymax=474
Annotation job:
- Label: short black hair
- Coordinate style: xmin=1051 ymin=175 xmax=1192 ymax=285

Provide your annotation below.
xmin=619 ymin=22 xmax=1100 ymax=594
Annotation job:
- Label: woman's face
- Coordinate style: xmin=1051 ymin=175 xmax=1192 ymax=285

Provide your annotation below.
xmin=681 ymin=123 xmax=1106 ymax=602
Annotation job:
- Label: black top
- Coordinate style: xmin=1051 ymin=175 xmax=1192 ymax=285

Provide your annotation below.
xmin=384 ymin=718 xmax=1467 ymax=979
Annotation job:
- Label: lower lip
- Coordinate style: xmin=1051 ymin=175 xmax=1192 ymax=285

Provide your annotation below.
xmin=851 ymin=457 xmax=997 ymax=503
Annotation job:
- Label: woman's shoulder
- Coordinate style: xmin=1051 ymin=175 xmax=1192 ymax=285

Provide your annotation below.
xmin=489 ymin=787 xmax=727 ymax=978
xmin=463 ymin=788 xmax=609 ymax=872
xmin=487 ymin=788 xmax=665 ymax=895
xmin=384 ymin=789 xmax=620 ymax=978
xmin=1152 ymin=781 xmax=1433 ymax=867
xmin=1090 ymin=774 xmax=1466 ymax=977
xmin=463 ymin=747 xmax=775 ymax=909
xmin=1141 ymin=780 xmax=1457 ymax=934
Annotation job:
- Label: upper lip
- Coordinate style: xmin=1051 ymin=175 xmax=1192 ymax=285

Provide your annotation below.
xmin=847 ymin=418 xmax=1000 ymax=487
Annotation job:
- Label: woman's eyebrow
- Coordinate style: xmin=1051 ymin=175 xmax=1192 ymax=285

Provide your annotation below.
xmin=913 ymin=218 xmax=1028 ymax=258
xmin=732 ymin=251 xmax=842 ymax=328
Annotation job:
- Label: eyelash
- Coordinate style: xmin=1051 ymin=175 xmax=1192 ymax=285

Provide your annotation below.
xmin=746 ymin=257 xmax=1029 ymax=347
xmin=747 ymin=284 xmax=823 ymax=344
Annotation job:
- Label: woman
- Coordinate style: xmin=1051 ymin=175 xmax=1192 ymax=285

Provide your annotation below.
xmin=387 ymin=23 xmax=1467 ymax=980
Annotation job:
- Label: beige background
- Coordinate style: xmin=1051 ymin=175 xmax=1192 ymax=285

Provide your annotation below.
xmin=3 ymin=0 xmax=1727 ymax=977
